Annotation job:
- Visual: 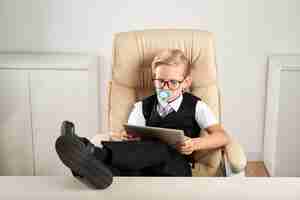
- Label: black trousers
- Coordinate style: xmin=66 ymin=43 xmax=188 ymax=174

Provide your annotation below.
xmin=100 ymin=140 xmax=192 ymax=177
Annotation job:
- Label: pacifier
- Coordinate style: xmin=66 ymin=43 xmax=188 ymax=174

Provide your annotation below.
xmin=158 ymin=89 xmax=171 ymax=101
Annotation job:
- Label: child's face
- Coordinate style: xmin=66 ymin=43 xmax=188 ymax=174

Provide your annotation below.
xmin=154 ymin=64 xmax=191 ymax=102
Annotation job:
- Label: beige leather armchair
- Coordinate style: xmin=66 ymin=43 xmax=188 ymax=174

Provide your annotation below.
xmin=91 ymin=29 xmax=247 ymax=177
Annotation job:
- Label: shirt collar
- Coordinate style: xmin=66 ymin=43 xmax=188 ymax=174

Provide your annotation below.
xmin=169 ymin=94 xmax=183 ymax=112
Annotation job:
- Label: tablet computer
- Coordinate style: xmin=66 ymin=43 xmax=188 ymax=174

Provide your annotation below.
xmin=123 ymin=123 xmax=185 ymax=145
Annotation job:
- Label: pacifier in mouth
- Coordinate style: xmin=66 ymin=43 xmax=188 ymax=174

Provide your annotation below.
xmin=158 ymin=89 xmax=171 ymax=101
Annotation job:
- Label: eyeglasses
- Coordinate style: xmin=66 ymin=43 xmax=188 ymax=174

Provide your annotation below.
xmin=152 ymin=78 xmax=184 ymax=90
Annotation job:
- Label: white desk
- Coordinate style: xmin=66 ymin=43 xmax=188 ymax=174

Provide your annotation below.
xmin=1 ymin=176 xmax=299 ymax=199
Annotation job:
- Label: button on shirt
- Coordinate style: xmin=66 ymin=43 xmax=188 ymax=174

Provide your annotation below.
xmin=127 ymin=94 xmax=218 ymax=129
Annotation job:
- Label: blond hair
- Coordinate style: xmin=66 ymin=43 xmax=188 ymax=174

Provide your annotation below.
xmin=151 ymin=49 xmax=191 ymax=77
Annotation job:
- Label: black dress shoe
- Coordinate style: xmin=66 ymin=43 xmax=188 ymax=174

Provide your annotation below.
xmin=60 ymin=121 xmax=76 ymax=137
xmin=56 ymin=121 xmax=113 ymax=189
xmin=60 ymin=121 xmax=89 ymax=178
xmin=60 ymin=121 xmax=96 ymax=155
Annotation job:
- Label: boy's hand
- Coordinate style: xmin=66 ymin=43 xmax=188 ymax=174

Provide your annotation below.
xmin=176 ymin=136 xmax=196 ymax=155
xmin=125 ymin=131 xmax=141 ymax=141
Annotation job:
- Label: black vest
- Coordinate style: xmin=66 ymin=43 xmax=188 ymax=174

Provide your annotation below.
xmin=142 ymin=92 xmax=201 ymax=138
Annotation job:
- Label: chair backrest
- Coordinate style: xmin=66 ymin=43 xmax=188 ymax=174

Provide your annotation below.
xmin=107 ymin=29 xmax=221 ymax=133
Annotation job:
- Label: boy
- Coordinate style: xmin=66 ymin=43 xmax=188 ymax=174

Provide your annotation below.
xmin=55 ymin=49 xmax=229 ymax=189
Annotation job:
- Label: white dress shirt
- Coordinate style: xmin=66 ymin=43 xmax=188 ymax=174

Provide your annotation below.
xmin=127 ymin=94 xmax=218 ymax=129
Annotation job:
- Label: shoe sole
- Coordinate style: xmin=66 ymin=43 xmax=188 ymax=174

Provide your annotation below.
xmin=55 ymin=135 xmax=113 ymax=189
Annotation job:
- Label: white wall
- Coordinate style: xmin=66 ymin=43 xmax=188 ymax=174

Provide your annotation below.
xmin=1 ymin=0 xmax=300 ymax=160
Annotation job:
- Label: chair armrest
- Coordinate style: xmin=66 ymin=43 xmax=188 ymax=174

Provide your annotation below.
xmin=90 ymin=133 xmax=111 ymax=147
xmin=224 ymin=137 xmax=247 ymax=173
xmin=90 ymin=131 xmax=125 ymax=147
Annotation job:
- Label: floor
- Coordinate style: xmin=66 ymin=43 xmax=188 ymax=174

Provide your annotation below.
xmin=245 ymin=161 xmax=269 ymax=177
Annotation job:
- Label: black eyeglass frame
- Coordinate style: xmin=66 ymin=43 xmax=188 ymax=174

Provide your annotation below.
xmin=152 ymin=78 xmax=185 ymax=90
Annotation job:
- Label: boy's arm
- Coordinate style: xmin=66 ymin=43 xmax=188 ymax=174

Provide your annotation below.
xmin=177 ymin=124 xmax=229 ymax=155
xmin=110 ymin=101 xmax=145 ymax=140
xmin=127 ymin=101 xmax=146 ymax=126
xmin=177 ymin=101 xmax=229 ymax=154
xmin=192 ymin=124 xmax=229 ymax=151
xmin=193 ymin=100 xmax=229 ymax=150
